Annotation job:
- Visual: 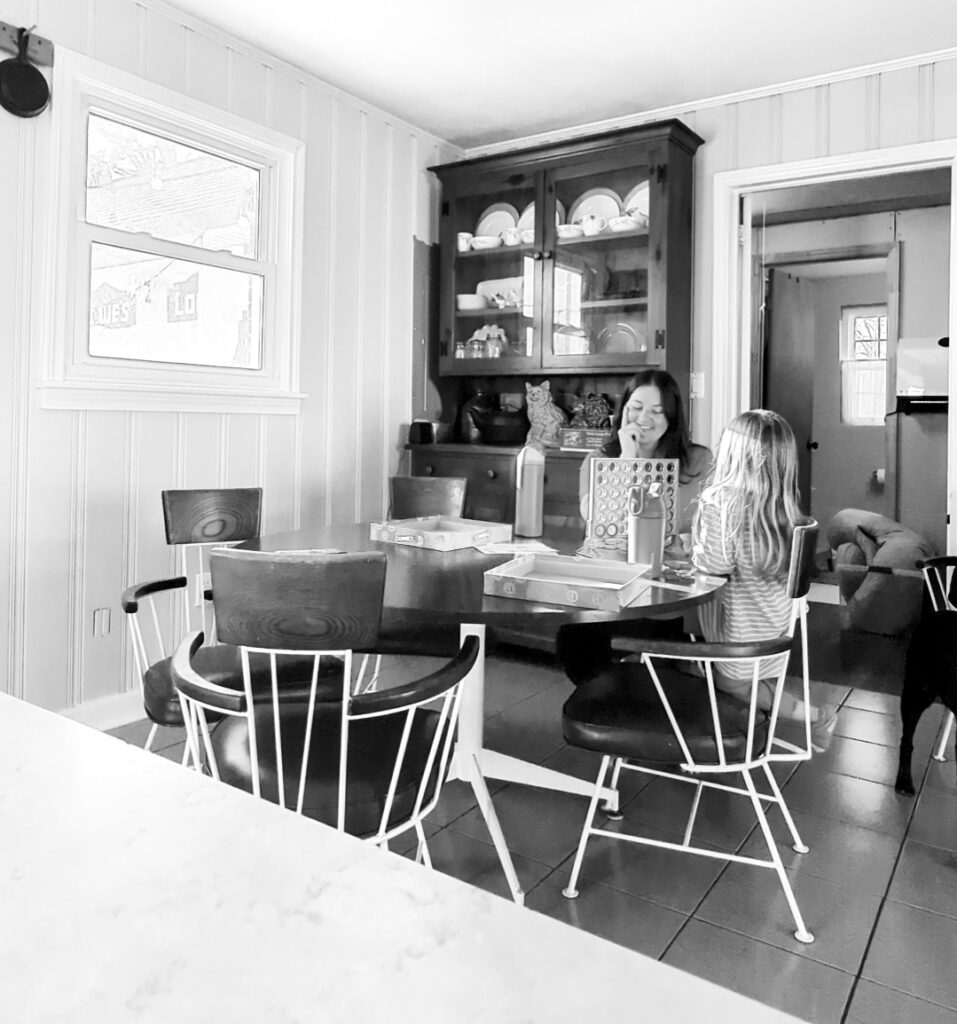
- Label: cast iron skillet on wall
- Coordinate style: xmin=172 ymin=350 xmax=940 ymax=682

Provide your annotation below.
xmin=0 ymin=27 xmax=50 ymax=118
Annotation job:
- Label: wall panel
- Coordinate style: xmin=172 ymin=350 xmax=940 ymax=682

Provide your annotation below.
xmin=780 ymin=88 xmax=818 ymax=164
xmin=736 ymin=97 xmax=774 ymax=169
xmin=228 ymin=49 xmax=268 ymax=126
xmin=262 ymin=416 xmax=298 ymax=534
xmin=143 ymin=8 xmax=187 ymax=92
xmin=184 ymin=26 xmax=228 ymax=109
xmin=828 ymin=77 xmax=868 ymax=156
xmin=879 ymin=66 xmax=921 ymax=150
xmin=933 ymin=56 xmax=957 ymax=140
xmin=91 ymin=0 xmax=140 ymax=73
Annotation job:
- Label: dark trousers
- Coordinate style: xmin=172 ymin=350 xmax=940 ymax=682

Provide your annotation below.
xmin=556 ymin=616 xmax=687 ymax=686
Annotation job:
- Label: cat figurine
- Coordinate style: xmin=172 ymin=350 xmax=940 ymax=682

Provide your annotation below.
xmin=525 ymin=380 xmax=568 ymax=449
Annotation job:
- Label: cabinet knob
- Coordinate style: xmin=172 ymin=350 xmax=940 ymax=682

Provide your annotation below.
xmin=423 ymin=465 xmax=434 ymax=476
xmin=532 ymin=251 xmax=543 ymax=261
xmin=542 ymin=250 xmax=553 ymax=261
xmin=486 ymin=470 xmax=497 ymax=480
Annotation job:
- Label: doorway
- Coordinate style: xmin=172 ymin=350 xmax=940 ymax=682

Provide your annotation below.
xmin=713 ymin=147 xmax=956 ymax=552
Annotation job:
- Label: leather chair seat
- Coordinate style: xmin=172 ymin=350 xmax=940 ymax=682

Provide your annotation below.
xmin=562 ymin=662 xmax=769 ymax=767
xmin=211 ymin=702 xmax=445 ymax=837
xmin=143 ymin=646 xmax=343 ymax=726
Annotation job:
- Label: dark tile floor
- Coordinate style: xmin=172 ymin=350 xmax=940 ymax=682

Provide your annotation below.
xmin=108 ymin=602 xmax=957 ymax=1024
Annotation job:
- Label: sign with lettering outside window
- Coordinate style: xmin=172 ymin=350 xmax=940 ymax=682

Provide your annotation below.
xmin=91 ymin=282 xmax=136 ymax=330
xmin=167 ymin=273 xmax=198 ymax=323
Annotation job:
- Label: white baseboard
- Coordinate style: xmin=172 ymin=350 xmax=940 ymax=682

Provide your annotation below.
xmin=59 ymin=690 xmax=143 ymax=731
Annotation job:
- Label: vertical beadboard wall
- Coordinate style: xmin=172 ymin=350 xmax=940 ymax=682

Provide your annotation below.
xmin=468 ymin=53 xmax=957 ymax=448
xmin=0 ymin=0 xmax=458 ymax=710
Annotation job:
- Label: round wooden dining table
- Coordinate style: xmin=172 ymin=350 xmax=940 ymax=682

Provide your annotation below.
xmin=245 ymin=520 xmax=725 ymax=904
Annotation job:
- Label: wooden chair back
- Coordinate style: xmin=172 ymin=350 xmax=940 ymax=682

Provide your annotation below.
xmin=210 ymin=547 xmax=387 ymax=652
xmin=389 ymin=476 xmax=466 ymax=519
xmin=161 ymin=488 xmax=263 ymax=546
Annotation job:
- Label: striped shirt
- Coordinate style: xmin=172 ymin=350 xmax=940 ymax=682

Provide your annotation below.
xmin=693 ymin=501 xmax=792 ymax=680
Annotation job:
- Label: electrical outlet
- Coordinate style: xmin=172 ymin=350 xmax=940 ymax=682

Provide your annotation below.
xmin=194 ymin=572 xmax=211 ymax=606
xmin=92 ymin=607 xmax=112 ymax=637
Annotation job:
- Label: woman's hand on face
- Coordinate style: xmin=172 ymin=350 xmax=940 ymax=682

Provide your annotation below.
xmin=618 ymin=424 xmax=641 ymax=458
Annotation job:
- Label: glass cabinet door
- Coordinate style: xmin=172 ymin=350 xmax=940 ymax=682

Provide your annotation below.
xmin=542 ymin=157 xmax=656 ymax=370
xmin=439 ymin=167 xmax=542 ymax=374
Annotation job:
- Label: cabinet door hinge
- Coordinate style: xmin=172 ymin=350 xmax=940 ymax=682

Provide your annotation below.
xmin=655 ymin=329 xmax=666 ymax=350
xmin=737 ymin=225 xmax=746 ymax=245
xmin=441 ymin=200 xmax=450 ymax=217
xmin=656 ymin=164 xmax=667 ymax=184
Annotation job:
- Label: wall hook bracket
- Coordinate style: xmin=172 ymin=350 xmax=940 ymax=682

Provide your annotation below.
xmin=0 ymin=21 xmax=54 ymax=66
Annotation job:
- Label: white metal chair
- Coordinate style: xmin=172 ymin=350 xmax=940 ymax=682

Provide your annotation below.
xmin=919 ymin=555 xmax=957 ymax=762
xmin=561 ymin=634 xmax=816 ymax=943
xmin=170 ymin=547 xmax=478 ymax=857
xmin=161 ymin=487 xmax=263 ymax=638
xmin=121 ymin=576 xmax=195 ymax=762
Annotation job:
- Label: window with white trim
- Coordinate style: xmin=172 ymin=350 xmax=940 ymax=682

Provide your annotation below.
xmin=39 ymin=52 xmax=303 ymax=413
xmin=840 ymin=304 xmax=887 ymax=426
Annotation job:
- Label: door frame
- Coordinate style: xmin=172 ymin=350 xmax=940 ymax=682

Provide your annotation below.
xmin=712 ymin=139 xmax=957 ymax=550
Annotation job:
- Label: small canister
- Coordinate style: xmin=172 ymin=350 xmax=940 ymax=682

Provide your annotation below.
xmin=627 ymin=482 xmax=665 ymax=574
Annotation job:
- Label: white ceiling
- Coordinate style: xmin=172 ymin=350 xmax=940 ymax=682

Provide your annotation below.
xmin=165 ymin=0 xmax=957 ymax=149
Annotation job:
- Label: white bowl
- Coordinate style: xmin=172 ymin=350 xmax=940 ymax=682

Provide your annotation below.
xmin=456 ymin=294 xmax=487 ymax=311
xmin=471 ymin=235 xmax=503 ymax=250
xmin=557 ymin=224 xmax=584 ymax=240
xmin=520 ymin=228 xmax=534 ymax=244
xmin=609 ymin=215 xmax=640 ymax=232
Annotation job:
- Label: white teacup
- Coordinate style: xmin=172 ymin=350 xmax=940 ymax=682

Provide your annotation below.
xmin=501 ymin=227 xmax=522 ymax=246
xmin=580 ymin=213 xmax=607 ymax=237
xmin=456 ymin=232 xmax=473 ymax=252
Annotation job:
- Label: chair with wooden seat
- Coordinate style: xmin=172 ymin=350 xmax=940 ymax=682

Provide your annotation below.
xmin=389 ymin=475 xmax=467 ymax=520
xmin=122 ymin=575 xmax=341 ymax=763
xmin=918 ymin=555 xmax=957 ymax=762
xmin=170 ymin=547 xmax=479 ymax=857
xmin=358 ymin=475 xmax=470 ymax=692
xmin=560 ymin=635 xmax=815 ymax=942
xmin=161 ymin=487 xmax=263 ymax=637
xmin=560 ymin=520 xmax=822 ymax=944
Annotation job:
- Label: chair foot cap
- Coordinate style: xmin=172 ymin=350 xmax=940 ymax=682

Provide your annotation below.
xmin=932 ymin=753 xmax=947 ymax=762
xmin=562 ymin=887 xmax=579 ymax=899
xmin=602 ymin=806 xmax=624 ymax=821
xmin=794 ymin=929 xmax=814 ymax=944
xmin=792 ymin=842 xmax=810 ymax=854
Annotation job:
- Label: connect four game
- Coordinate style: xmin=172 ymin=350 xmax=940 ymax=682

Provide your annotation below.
xmin=583 ymin=458 xmax=679 ymax=557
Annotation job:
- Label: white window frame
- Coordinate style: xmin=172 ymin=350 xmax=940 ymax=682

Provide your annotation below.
xmin=840 ymin=303 xmax=887 ymax=426
xmin=36 ymin=50 xmax=304 ymax=413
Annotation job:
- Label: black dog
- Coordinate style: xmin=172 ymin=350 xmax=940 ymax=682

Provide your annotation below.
xmin=895 ymin=608 xmax=957 ymax=795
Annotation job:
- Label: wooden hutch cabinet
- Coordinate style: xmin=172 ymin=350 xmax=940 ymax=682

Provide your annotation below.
xmin=410 ymin=119 xmax=703 ymax=525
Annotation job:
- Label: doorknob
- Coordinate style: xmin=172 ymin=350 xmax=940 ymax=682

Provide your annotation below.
xmin=806 ymin=440 xmax=819 ymax=451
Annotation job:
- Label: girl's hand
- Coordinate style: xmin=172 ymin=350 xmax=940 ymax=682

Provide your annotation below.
xmin=618 ymin=424 xmax=641 ymax=458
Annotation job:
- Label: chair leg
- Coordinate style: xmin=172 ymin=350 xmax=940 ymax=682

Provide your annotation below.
xmin=741 ymin=768 xmax=814 ymax=944
xmin=934 ymin=712 xmax=954 ymax=762
xmin=682 ymin=781 xmax=704 ymax=846
xmin=563 ymin=754 xmax=611 ymax=900
xmin=761 ymin=762 xmax=808 ymax=854
xmin=414 ymin=822 xmax=433 ymax=868
xmin=601 ymin=757 xmax=623 ymax=819
xmin=143 ymin=722 xmax=158 ymax=752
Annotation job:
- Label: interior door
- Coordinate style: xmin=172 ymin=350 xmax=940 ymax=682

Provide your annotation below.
xmin=764 ymin=268 xmax=815 ymax=513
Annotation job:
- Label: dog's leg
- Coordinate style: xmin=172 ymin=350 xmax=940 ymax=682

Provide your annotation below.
xmin=896 ymin=674 xmax=936 ymax=797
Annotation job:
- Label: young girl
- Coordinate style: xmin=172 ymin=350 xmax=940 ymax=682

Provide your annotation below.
xmin=692 ymin=409 xmax=835 ymax=746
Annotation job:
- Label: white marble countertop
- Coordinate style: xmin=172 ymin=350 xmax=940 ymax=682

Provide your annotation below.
xmin=0 ymin=694 xmax=806 ymax=1023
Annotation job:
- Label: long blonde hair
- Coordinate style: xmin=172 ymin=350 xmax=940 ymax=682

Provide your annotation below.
xmin=695 ymin=410 xmax=802 ymax=578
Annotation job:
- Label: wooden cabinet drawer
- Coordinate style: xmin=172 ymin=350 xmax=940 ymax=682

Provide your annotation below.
xmin=410 ymin=448 xmax=516 ymax=523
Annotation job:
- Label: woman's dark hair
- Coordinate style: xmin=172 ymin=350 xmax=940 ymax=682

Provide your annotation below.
xmin=599 ymin=369 xmax=698 ymax=478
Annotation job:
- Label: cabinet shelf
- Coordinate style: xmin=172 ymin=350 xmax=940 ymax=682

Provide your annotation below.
xmin=557 ymin=228 xmax=649 ymax=247
xmin=455 ymin=308 xmax=527 ymax=318
xmin=456 ymin=245 xmax=531 ymax=259
xmin=580 ymin=297 xmax=647 ymax=310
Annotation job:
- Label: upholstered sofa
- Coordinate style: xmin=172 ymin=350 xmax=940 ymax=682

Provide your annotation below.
xmin=826 ymin=509 xmax=936 ymax=635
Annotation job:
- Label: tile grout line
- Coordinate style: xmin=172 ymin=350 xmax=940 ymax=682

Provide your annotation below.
xmin=836 ymin=708 xmax=945 ymax=1023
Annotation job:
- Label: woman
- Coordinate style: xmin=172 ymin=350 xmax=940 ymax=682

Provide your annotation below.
xmin=559 ymin=370 xmax=711 ymax=685
xmin=578 ymin=369 xmax=711 ymax=534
